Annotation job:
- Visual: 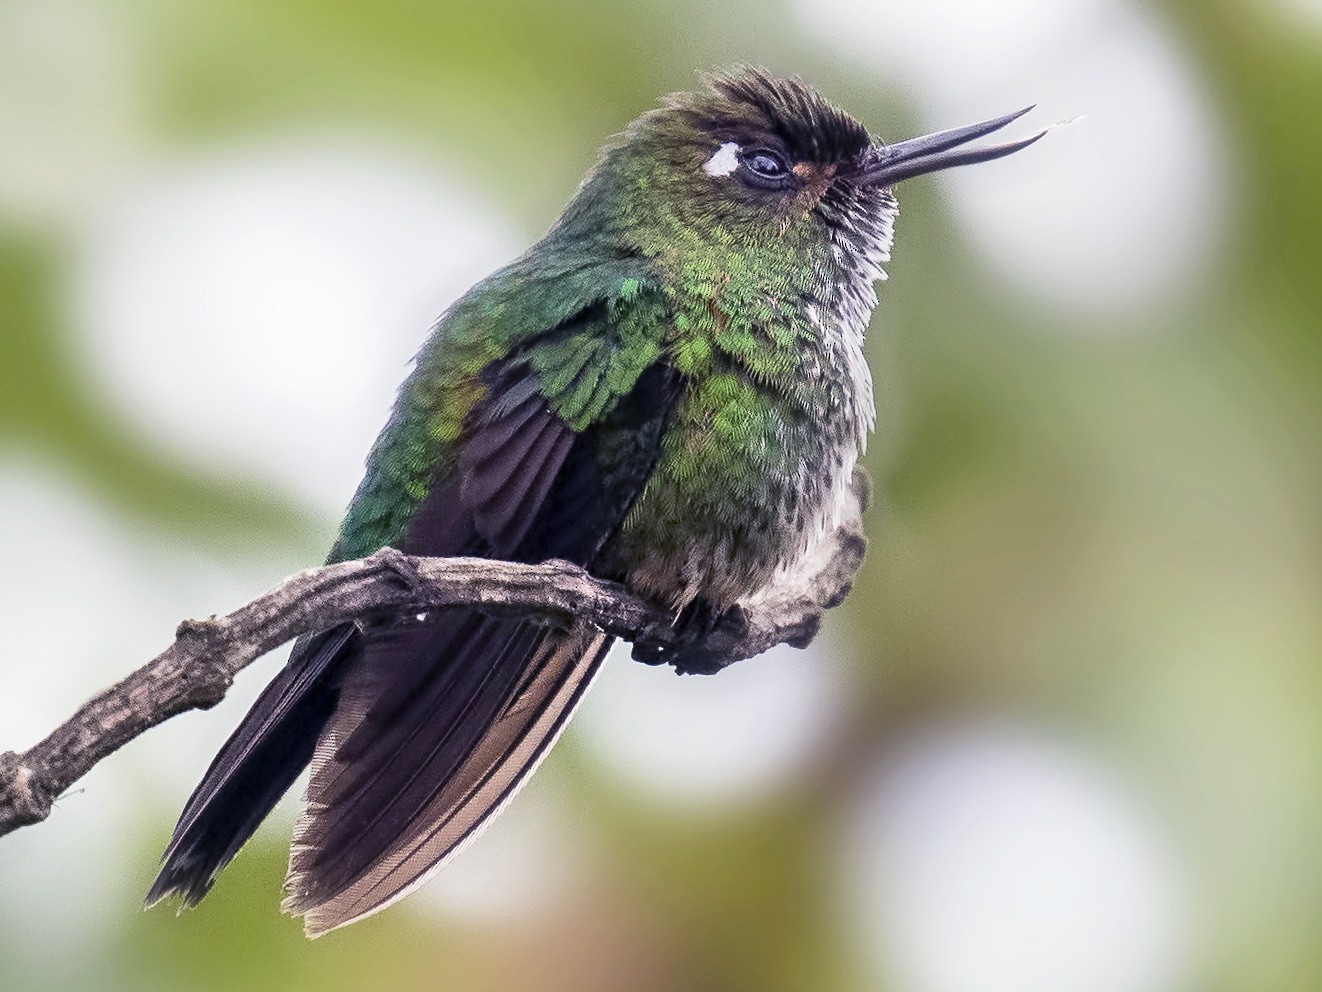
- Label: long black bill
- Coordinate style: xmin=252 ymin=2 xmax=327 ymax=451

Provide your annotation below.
xmin=861 ymin=106 xmax=1046 ymax=187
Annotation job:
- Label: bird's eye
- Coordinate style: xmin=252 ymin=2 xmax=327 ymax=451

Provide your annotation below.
xmin=739 ymin=149 xmax=793 ymax=189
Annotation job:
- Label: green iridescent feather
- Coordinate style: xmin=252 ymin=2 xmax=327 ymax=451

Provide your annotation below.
xmin=331 ymin=252 xmax=663 ymax=563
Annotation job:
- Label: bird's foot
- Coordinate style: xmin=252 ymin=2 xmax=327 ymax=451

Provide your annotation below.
xmin=631 ymin=599 xmax=748 ymax=675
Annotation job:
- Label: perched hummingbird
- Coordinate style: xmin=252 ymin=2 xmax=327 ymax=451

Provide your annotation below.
xmin=147 ymin=68 xmax=1044 ymax=935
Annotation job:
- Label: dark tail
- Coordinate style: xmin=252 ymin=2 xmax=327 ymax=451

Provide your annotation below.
xmin=282 ymin=615 xmax=611 ymax=936
xmin=146 ymin=626 xmax=359 ymax=908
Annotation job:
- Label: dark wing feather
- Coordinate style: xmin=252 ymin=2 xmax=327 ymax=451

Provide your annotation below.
xmin=462 ymin=404 xmax=576 ymax=553
xmin=290 ymin=627 xmax=609 ymax=934
xmin=293 ymin=618 xmax=540 ymax=876
xmin=280 ymin=359 xmax=676 ymax=935
xmin=149 ymin=264 xmax=673 ymax=925
xmin=146 ymin=626 xmax=359 ymax=907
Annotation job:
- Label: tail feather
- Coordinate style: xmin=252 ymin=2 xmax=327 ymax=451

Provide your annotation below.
xmin=282 ymin=621 xmax=611 ymax=936
xmin=146 ymin=626 xmax=357 ymax=908
xmin=298 ymin=616 xmax=540 ymax=885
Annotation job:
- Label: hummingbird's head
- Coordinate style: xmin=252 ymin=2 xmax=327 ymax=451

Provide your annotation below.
xmin=556 ymin=68 xmax=1044 ymax=294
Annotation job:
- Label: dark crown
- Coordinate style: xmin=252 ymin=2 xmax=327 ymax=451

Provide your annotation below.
xmin=681 ymin=68 xmax=873 ymax=167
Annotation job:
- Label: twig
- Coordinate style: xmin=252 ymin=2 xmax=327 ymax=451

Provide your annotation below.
xmin=0 ymin=474 xmax=867 ymax=839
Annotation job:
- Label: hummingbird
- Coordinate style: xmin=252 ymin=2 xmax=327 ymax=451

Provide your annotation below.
xmin=147 ymin=68 xmax=1045 ymax=935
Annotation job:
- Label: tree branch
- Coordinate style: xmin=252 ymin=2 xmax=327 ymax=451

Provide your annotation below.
xmin=0 ymin=473 xmax=868 ymax=840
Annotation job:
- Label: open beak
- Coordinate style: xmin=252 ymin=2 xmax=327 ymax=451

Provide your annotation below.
xmin=860 ymin=106 xmax=1046 ymax=187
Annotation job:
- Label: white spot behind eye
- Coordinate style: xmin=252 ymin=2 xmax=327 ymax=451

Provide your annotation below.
xmin=703 ymin=142 xmax=741 ymax=177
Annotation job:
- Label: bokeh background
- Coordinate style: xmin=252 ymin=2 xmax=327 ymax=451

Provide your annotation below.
xmin=1 ymin=0 xmax=1319 ymax=990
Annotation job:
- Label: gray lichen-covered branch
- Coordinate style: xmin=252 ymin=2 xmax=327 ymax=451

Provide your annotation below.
xmin=0 ymin=474 xmax=867 ymax=840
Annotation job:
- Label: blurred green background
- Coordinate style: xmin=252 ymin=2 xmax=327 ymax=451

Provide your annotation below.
xmin=1 ymin=0 xmax=1319 ymax=990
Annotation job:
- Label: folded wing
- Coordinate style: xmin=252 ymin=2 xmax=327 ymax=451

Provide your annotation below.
xmin=282 ymin=355 xmax=676 ymax=935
